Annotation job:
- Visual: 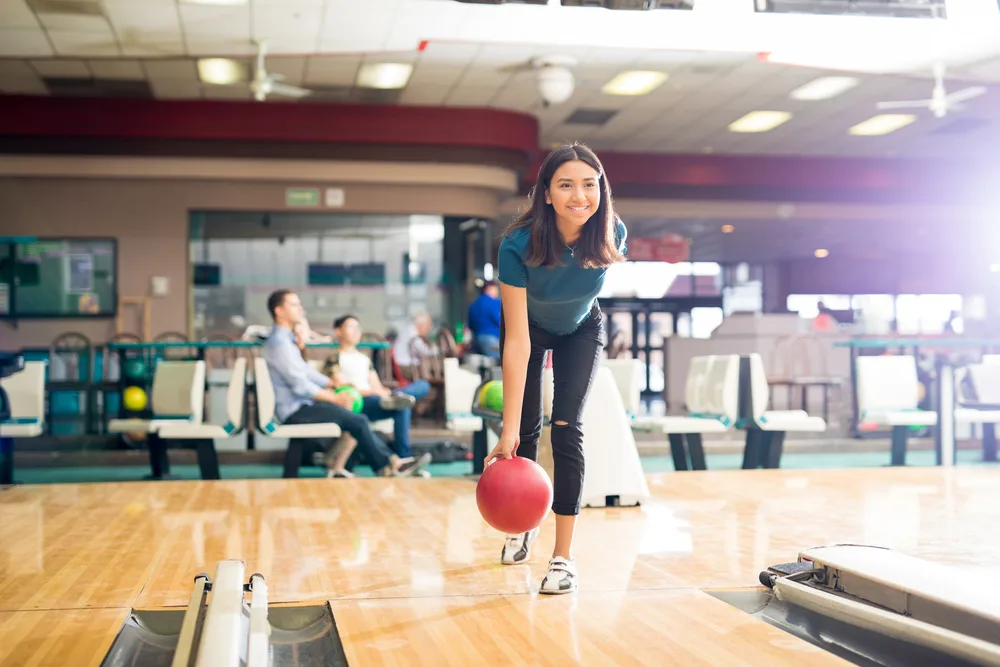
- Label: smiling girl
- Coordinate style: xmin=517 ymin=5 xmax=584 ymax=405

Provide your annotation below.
xmin=484 ymin=143 xmax=627 ymax=595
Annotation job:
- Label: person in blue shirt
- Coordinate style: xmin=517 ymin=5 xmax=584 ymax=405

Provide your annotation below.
xmin=467 ymin=281 xmax=502 ymax=359
xmin=261 ymin=289 xmax=428 ymax=477
xmin=485 ymin=143 xmax=627 ymax=595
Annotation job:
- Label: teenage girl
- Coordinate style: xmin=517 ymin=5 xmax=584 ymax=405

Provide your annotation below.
xmin=485 ymin=142 xmax=627 ymax=594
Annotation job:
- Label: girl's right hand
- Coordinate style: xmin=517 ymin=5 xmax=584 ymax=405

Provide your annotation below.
xmin=484 ymin=430 xmax=519 ymax=466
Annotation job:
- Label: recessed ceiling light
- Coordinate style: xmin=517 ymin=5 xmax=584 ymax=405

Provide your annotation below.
xmin=848 ymin=114 xmax=917 ymax=136
xmin=181 ymin=0 xmax=248 ymax=5
xmin=814 ymin=248 xmax=829 ymax=258
xmin=728 ymin=111 xmax=791 ymax=133
xmin=789 ymin=76 xmax=859 ymax=101
xmin=602 ymin=70 xmax=668 ymax=96
xmin=197 ymin=58 xmax=245 ymax=85
xmin=721 ymin=224 xmax=734 ymax=233
xmin=356 ymin=63 xmax=413 ymax=90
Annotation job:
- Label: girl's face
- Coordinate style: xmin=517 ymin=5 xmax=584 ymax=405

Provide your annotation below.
xmin=545 ymin=159 xmax=601 ymax=232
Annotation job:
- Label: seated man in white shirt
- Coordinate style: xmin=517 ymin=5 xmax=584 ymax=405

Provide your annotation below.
xmin=260 ymin=290 xmax=429 ymax=477
xmin=329 ymin=314 xmax=431 ymax=460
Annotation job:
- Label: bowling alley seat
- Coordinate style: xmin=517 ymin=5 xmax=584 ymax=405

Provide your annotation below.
xmin=443 ymin=357 xmax=485 ymax=433
xmin=855 ymin=355 xmax=938 ymax=466
xmin=252 ymin=357 xmax=342 ymax=478
xmin=107 ymin=359 xmax=207 ymax=434
xmin=630 ymin=355 xmax=741 ymax=471
xmin=0 ymin=357 xmax=47 ymax=485
xmin=740 ymin=353 xmax=826 ymax=469
xmin=106 ymin=359 xmax=207 ymax=479
xmin=956 ymin=362 xmax=1000 ymax=422
xmin=157 ymin=357 xmax=248 ymax=480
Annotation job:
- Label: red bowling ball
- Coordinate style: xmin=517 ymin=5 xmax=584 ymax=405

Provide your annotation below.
xmin=476 ymin=456 xmax=553 ymax=534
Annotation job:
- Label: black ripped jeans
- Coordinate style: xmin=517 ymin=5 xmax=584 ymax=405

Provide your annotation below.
xmin=500 ymin=303 xmax=605 ymax=516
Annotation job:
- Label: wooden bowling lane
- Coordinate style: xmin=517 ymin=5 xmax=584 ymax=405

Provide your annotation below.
xmin=0 ymin=608 xmax=129 ymax=667
xmin=0 ymin=480 xmax=202 ymax=611
xmin=2 ymin=466 xmax=1000 ymax=665
xmin=5 ymin=467 xmax=1000 ymax=613
xmin=329 ymin=589 xmax=850 ymax=667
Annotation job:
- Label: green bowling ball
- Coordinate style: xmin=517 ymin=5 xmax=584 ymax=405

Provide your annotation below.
xmin=482 ymin=380 xmax=503 ymax=412
xmin=335 ymin=386 xmax=364 ymax=413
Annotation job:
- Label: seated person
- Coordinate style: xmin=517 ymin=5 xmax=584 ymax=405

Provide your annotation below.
xmin=467 ymin=281 xmax=501 ymax=359
xmin=261 ymin=290 xmax=429 ymax=477
xmin=327 ymin=314 xmax=431 ymax=460
xmin=392 ymin=312 xmax=440 ymax=379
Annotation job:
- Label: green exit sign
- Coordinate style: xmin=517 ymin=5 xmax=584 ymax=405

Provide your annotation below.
xmin=285 ymin=188 xmax=320 ymax=207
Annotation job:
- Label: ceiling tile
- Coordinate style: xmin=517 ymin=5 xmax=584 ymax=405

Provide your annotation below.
xmin=185 ymin=39 xmax=255 ymax=58
xmin=47 ymin=28 xmax=120 ymax=57
xmin=320 ymin=0 xmax=397 ymax=52
xmin=30 ymin=59 xmax=91 ymax=78
xmin=457 ymin=64 xmax=513 ymax=88
xmin=179 ymin=4 xmax=250 ymax=41
xmin=148 ymin=79 xmax=202 ymax=100
xmin=445 ymin=84 xmax=498 ymax=107
xmin=0 ymin=0 xmax=40 ymax=29
xmin=304 ymin=55 xmax=360 ymax=86
xmin=35 ymin=13 xmax=111 ymax=33
xmin=407 ymin=62 xmax=465 ymax=87
xmin=0 ymin=60 xmax=36 ymax=77
xmin=86 ymin=59 xmax=144 ymax=80
xmin=142 ymin=59 xmax=198 ymax=81
xmin=251 ymin=1 xmax=323 ymax=44
xmin=398 ymin=83 xmax=451 ymax=106
xmin=201 ymin=84 xmax=251 ymax=100
xmin=0 ymin=29 xmax=53 ymax=57
xmin=261 ymin=57 xmax=307 ymax=86
xmin=419 ymin=41 xmax=481 ymax=63
xmin=118 ymin=37 xmax=184 ymax=58
xmin=0 ymin=75 xmax=48 ymax=95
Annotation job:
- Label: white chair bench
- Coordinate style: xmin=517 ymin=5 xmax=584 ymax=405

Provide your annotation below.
xmin=741 ymin=353 xmax=826 ymax=469
xmin=1 ymin=359 xmax=47 ymax=485
xmin=253 ymin=358 xmax=342 ymax=478
xmin=158 ymin=358 xmax=248 ymax=480
xmin=855 ymin=355 xmax=938 ymax=466
xmin=443 ymin=357 xmax=485 ymax=433
xmin=107 ymin=359 xmax=207 ymax=479
xmin=956 ymin=362 xmax=1000 ymax=461
xmin=632 ymin=355 xmax=740 ymax=471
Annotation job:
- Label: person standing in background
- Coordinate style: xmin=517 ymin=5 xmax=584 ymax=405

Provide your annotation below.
xmin=467 ymin=281 xmax=502 ymax=359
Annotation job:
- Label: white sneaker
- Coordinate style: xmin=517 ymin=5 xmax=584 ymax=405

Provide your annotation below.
xmin=539 ymin=557 xmax=578 ymax=595
xmin=500 ymin=527 xmax=539 ymax=565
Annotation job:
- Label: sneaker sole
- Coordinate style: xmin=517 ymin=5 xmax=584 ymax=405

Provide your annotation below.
xmin=500 ymin=529 xmax=538 ymax=565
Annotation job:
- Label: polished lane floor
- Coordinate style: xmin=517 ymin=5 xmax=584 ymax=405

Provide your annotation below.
xmin=2 ymin=466 xmax=999 ymax=665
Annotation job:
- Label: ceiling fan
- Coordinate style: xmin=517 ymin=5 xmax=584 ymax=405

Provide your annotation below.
xmin=875 ymin=61 xmax=986 ymax=119
xmin=249 ymin=39 xmax=312 ymax=102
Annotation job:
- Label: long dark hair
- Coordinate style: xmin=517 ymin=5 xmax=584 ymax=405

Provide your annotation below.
xmin=504 ymin=142 xmax=625 ymax=270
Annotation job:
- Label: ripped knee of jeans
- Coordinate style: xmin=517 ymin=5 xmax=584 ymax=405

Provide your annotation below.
xmin=551 ymin=419 xmax=576 ymax=429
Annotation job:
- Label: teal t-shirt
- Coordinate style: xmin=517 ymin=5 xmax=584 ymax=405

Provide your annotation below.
xmin=497 ymin=219 xmax=627 ymax=336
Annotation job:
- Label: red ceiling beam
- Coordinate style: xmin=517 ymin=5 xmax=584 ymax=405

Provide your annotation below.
xmin=1 ymin=94 xmax=995 ymax=204
xmin=0 ymin=94 xmax=540 ymax=155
